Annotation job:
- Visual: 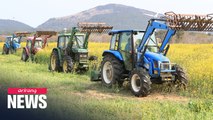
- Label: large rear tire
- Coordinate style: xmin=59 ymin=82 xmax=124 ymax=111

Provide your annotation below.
xmin=50 ymin=50 xmax=61 ymax=72
xmin=173 ymin=65 xmax=188 ymax=90
xmin=101 ymin=54 xmax=124 ymax=87
xmin=130 ymin=68 xmax=152 ymax=97
xmin=21 ymin=49 xmax=29 ymax=62
xmin=62 ymin=56 xmax=74 ymax=73
xmin=2 ymin=45 xmax=9 ymax=55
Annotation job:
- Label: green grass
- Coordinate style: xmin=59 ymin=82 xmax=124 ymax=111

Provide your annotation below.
xmin=0 ymin=53 xmax=213 ymax=120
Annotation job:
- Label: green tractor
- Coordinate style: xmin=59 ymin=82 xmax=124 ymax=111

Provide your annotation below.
xmin=49 ymin=22 xmax=113 ymax=73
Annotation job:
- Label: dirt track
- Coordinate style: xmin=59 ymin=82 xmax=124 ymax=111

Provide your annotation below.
xmin=72 ymin=90 xmax=188 ymax=102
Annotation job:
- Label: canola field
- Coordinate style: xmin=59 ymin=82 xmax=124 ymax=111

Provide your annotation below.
xmin=0 ymin=42 xmax=213 ymax=119
xmin=1 ymin=42 xmax=212 ymax=98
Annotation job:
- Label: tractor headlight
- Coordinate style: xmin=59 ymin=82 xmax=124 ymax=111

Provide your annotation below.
xmin=144 ymin=63 xmax=149 ymax=69
xmin=160 ymin=62 xmax=170 ymax=70
xmin=79 ymin=54 xmax=88 ymax=58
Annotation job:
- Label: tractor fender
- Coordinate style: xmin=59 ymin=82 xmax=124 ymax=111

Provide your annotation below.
xmin=102 ymin=50 xmax=123 ymax=61
xmin=4 ymin=43 xmax=10 ymax=48
xmin=13 ymin=42 xmax=21 ymax=49
xmin=23 ymin=47 xmax=30 ymax=56
xmin=52 ymin=48 xmax=62 ymax=65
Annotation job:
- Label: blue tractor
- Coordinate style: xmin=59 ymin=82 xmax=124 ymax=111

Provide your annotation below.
xmin=2 ymin=32 xmax=30 ymax=54
xmin=91 ymin=12 xmax=213 ymax=97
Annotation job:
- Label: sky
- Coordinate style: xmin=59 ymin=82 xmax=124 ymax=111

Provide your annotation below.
xmin=0 ymin=0 xmax=213 ymax=28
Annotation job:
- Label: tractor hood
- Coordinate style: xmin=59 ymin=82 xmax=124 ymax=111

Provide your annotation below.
xmin=34 ymin=47 xmax=42 ymax=54
xmin=13 ymin=43 xmax=21 ymax=49
xmin=72 ymin=48 xmax=88 ymax=53
xmin=144 ymin=51 xmax=169 ymax=62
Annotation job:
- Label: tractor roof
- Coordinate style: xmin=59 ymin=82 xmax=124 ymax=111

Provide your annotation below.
xmin=27 ymin=37 xmax=42 ymax=41
xmin=109 ymin=30 xmax=145 ymax=34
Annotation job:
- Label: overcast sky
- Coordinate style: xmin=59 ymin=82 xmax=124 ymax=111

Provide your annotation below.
xmin=0 ymin=0 xmax=212 ymax=27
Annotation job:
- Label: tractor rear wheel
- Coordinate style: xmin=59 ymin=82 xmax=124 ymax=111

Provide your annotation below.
xmin=101 ymin=54 xmax=124 ymax=87
xmin=2 ymin=45 xmax=9 ymax=54
xmin=62 ymin=56 xmax=73 ymax=73
xmin=173 ymin=65 xmax=188 ymax=90
xmin=130 ymin=68 xmax=152 ymax=97
xmin=21 ymin=49 xmax=29 ymax=62
xmin=50 ymin=50 xmax=61 ymax=72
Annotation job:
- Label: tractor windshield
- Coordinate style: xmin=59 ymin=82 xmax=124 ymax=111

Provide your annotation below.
xmin=73 ymin=35 xmax=85 ymax=48
xmin=34 ymin=40 xmax=43 ymax=48
xmin=144 ymin=30 xmax=168 ymax=53
xmin=133 ymin=31 xmax=144 ymax=51
xmin=146 ymin=34 xmax=158 ymax=52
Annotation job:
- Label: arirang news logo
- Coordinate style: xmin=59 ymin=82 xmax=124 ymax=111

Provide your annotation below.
xmin=7 ymin=88 xmax=47 ymax=109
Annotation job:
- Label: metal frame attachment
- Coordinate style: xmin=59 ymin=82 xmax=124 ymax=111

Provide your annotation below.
xmin=78 ymin=22 xmax=113 ymax=33
xmin=165 ymin=12 xmax=213 ymax=31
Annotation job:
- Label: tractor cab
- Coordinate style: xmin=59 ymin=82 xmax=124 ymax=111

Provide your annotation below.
xmin=5 ymin=36 xmax=13 ymax=43
xmin=58 ymin=33 xmax=86 ymax=49
xmin=6 ymin=36 xmax=21 ymax=48
xmin=70 ymin=33 xmax=88 ymax=62
xmin=57 ymin=31 xmax=89 ymax=71
xmin=34 ymin=39 xmax=43 ymax=49
xmin=21 ymin=31 xmax=57 ymax=62
xmin=26 ymin=37 xmax=43 ymax=53
xmin=107 ymin=30 xmax=145 ymax=71
xmin=5 ymin=36 xmax=13 ymax=47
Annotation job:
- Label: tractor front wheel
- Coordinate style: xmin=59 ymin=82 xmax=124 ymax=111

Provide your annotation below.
xmin=9 ymin=47 xmax=14 ymax=54
xmin=50 ymin=51 xmax=61 ymax=71
xmin=21 ymin=49 xmax=29 ymax=62
xmin=101 ymin=54 xmax=124 ymax=87
xmin=130 ymin=68 xmax=152 ymax=97
xmin=62 ymin=56 xmax=73 ymax=73
xmin=173 ymin=65 xmax=188 ymax=90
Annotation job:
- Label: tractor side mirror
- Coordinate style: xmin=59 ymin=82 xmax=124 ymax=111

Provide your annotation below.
xmin=133 ymin=31 xmax=138 ymax=35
